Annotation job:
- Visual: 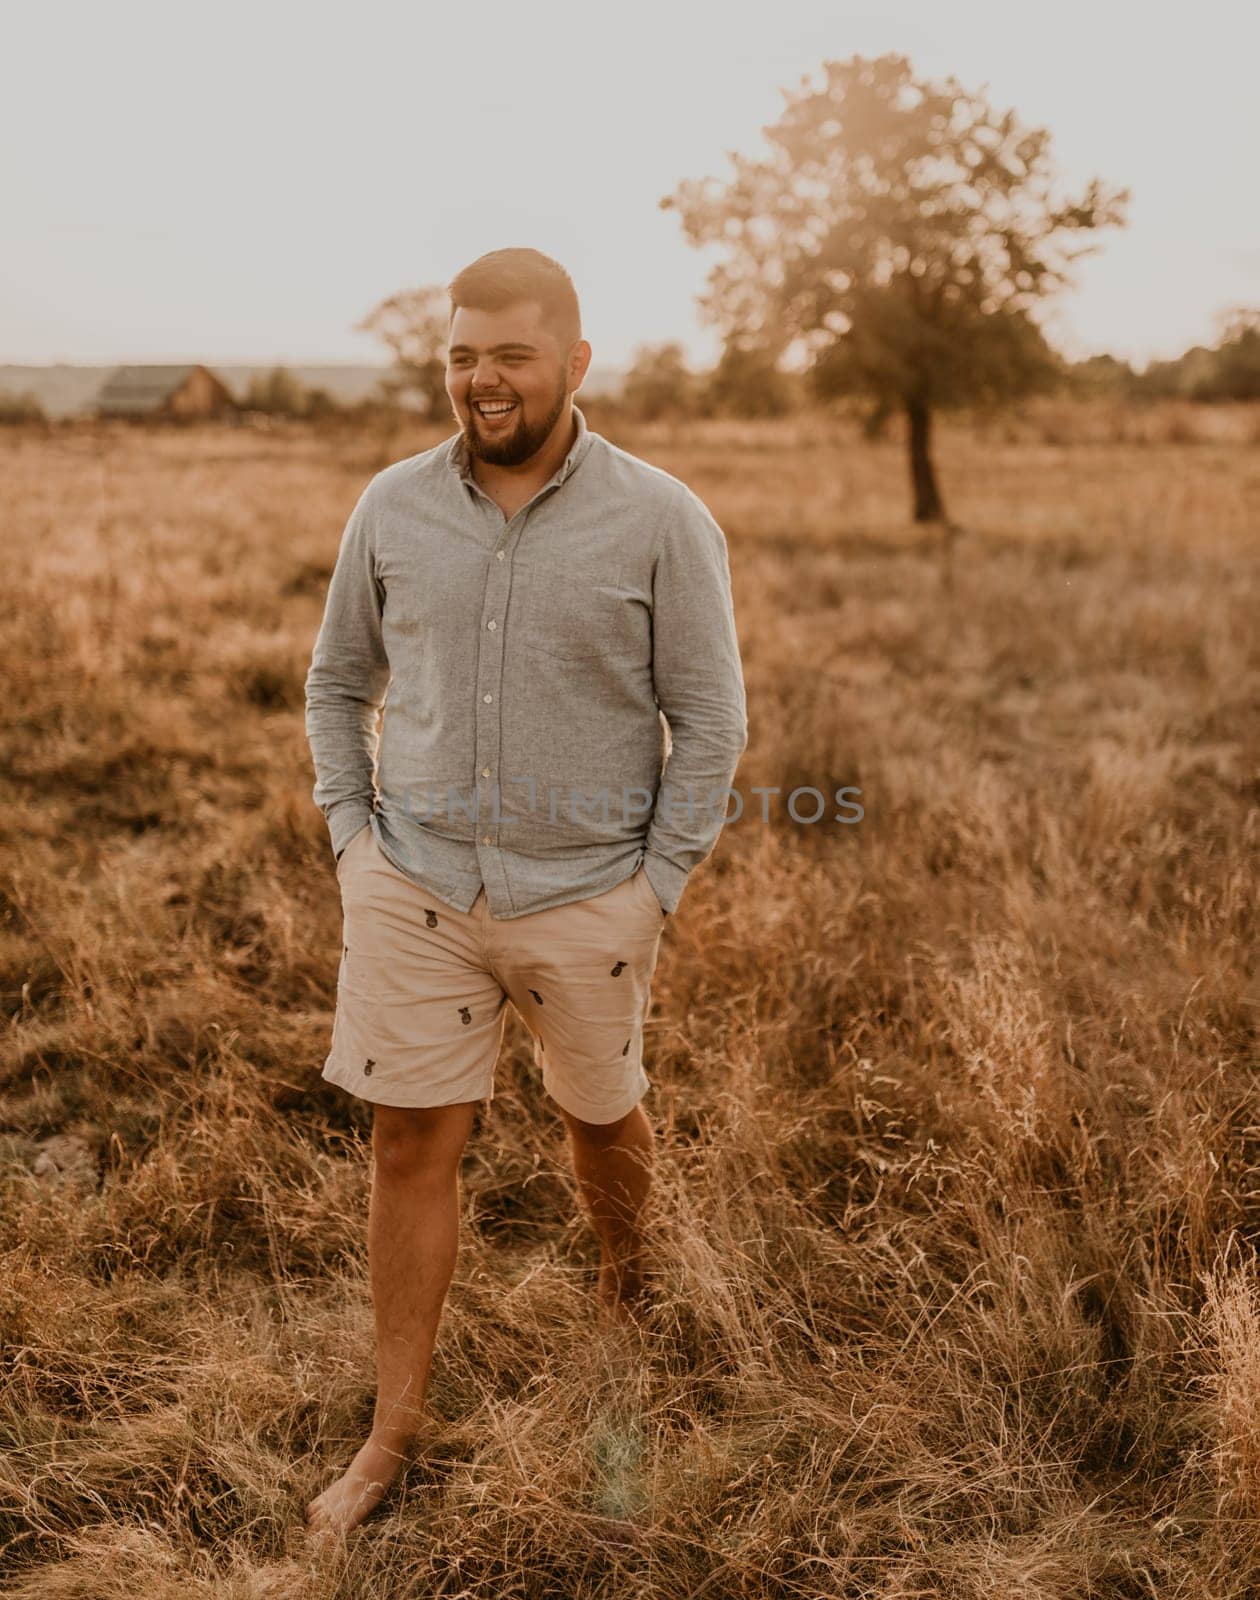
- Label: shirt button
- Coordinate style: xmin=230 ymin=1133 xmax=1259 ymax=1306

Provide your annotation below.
xmin=487 ymin=619 xmax=497 ymax=631
xmin=481 ymin=835 xmax=492 ymax=845
xmin=481 ymin=766 xmax=490 ymax=777
xmin=483 ymin=692 xmax=493 ymax=703
xmin=496 ymin=549 xmax=505 ymax=560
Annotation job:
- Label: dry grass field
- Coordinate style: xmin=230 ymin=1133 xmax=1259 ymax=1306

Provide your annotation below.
xmin=1 ymin=402 xmax=1258 ymax=1596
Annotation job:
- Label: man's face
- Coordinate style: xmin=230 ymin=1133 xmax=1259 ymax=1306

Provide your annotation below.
xmin=446 ymin=300 xmax=581 ymax=467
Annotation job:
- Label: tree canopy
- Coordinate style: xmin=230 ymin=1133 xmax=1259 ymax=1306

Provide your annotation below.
xmin=661 ymin=52 xmax=1129 ymax=519
xmin=356 ymin=285 xmax=450 ymax=420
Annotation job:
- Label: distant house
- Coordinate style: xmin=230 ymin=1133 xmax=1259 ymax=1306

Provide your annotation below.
xmin=96 ymin=364 xmax=235 ymax=420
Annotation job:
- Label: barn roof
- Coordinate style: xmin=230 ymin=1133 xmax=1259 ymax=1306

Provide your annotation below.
xmin=96 ymin=364 xmax=226 ymax=413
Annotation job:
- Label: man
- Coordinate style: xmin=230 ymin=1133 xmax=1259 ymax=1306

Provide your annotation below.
xmin=303 ymin=247 xmax=747 ymax=1533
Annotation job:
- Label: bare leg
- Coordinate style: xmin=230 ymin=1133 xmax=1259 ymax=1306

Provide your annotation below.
xmin=560 ymin=1102 xmax=655 ymax=1324
xmin=306 ymin=1099 xmax=476 ymax=1533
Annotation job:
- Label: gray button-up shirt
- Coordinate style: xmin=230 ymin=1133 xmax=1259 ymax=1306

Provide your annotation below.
xmin=303 ymin=404 xmax=748 ymax=919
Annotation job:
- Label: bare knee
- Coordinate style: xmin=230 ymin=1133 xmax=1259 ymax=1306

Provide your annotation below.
xmin=372 ymin=1100 xmax=477 ymax=1177
xmin=561 ymin=1101 xmax=650 ymax=1151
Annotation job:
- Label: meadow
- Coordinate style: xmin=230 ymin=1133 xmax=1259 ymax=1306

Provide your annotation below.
xmin=1 ymin=399 xmax=1258 ymax=1597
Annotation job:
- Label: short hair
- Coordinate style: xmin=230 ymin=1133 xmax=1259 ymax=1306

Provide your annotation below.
xmin=447 ymin=248 xmax=582 ymax=352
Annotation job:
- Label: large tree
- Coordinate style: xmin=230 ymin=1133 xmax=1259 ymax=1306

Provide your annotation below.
xmin=355 ymin=284 xmax=450 ymax=420
xmin=660 ymin=53 xmax=1129 ymax=521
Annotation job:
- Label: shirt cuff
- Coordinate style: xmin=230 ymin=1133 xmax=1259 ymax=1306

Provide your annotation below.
xmin=641 ymin=851 xmax=688 ymax=916
xmin=328 ymin=802 xmax=375 ymax=861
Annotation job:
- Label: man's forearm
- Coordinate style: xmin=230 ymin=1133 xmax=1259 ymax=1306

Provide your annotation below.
xmin=304 ymin=483 xmax=390 ymax=858
xmin=643 ymin=484 xmax=749 ymax=909
xmin=304 ymin=687 xmax=384 ymax=857
xmin=643 ymin=715 xmax=749 ymax=902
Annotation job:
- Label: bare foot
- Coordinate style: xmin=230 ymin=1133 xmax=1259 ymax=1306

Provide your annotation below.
xmin=597 ymin=1258 xmax=652 ymax=1329
xmin=305 ymin=1433 xmax=411 ymax=1534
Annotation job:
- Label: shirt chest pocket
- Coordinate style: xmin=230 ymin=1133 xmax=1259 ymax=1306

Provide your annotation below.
xmin=510 ymin=556 xmax=626 ymax=662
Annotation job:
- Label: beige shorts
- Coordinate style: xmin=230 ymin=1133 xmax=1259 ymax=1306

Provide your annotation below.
xmin=321 ymin=825 xmax=667 ymax=1123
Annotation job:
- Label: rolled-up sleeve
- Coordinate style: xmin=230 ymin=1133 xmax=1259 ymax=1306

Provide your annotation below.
xmin=643 ymin=486 xmax=749 ymax=913
xmin=304 ymin=484 xmax=391 ymax=859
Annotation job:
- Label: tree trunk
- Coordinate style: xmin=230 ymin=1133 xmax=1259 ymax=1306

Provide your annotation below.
xmin=863 ymin=397 xmax=893 ymax=440
xmin=905 ymin=398 xmax=945 ymax=523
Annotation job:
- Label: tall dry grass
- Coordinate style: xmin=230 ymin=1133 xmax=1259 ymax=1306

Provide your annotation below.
xmin=1 ymin=400 xmax=1257 ymax=1596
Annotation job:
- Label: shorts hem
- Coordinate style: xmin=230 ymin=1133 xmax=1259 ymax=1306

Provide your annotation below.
xmin=543 ymin=1071 xmax=650 ymax=1125
xmin=321 ymin=1061 xmax=494 ymax=1108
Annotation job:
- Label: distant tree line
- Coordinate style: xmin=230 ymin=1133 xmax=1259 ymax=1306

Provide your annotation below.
xmin=218 ymin=311 xmax=1260 ymax=419
xmin=240 ymin=367 xmax=347 ymax=418
xmin=1065 ymin=309 xmax=1260 ymax=402
xmin=2 ymin=304 xmax=1258 ymax=433
xmin=219 ymin=306 xmax=1260 ymax=420
xmin=612 ymin=305 xmax=1260 ymax=422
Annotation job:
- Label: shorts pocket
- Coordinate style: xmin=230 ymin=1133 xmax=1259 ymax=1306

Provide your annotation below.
xmin=633 ymin=865 xmax=667 ymax=922
xmin=335 ymin=824 xmax=373 ymax=880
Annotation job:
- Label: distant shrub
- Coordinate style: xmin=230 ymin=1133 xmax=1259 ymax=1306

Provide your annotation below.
xmin=1064 ymin=354 xmax=1140 ymax=401
xmin=302 ymin=386 xmax=340 ymax=419
xmin=0 ymin=388 xmax=48 ymax=425
xmin=702 ymin=340 xmax=798 ymax=419
xmin=1196 ymin=309 xmax=1260 ymax=401
xmin=621 ymin=342 xmax=702 ymax=422
xmin=242 ymin=367 xmax=311 ymax=418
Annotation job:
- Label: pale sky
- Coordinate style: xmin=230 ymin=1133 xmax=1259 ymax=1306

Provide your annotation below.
xmin=3 ymin=0 xmax=1257 ymax=371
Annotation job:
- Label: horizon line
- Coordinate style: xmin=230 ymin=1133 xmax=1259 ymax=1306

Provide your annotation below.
xmin=0 ymin=356 xmax=630 ymax=371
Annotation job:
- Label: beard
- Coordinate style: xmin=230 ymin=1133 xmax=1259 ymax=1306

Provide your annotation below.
xmin=463 ymin=372 xmax=569 ymax=467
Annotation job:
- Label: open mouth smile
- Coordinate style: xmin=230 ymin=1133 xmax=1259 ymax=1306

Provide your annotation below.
xmin=473 ymin=399 xmax=518 ymax=427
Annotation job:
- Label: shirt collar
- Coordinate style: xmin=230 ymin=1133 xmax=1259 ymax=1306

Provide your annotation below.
xmin=446 ymin=402 xmax=593 ymax=492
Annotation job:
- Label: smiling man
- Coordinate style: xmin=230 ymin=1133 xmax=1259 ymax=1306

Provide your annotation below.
xmin=452 ymin=324 xmax=569 ymax=472
xmin=303 ymin=247 xmax=748 ymax=1532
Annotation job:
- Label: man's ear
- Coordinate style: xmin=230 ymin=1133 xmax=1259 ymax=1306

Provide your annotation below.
xmin=569 ymin=339 xmax=593 ymax=389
